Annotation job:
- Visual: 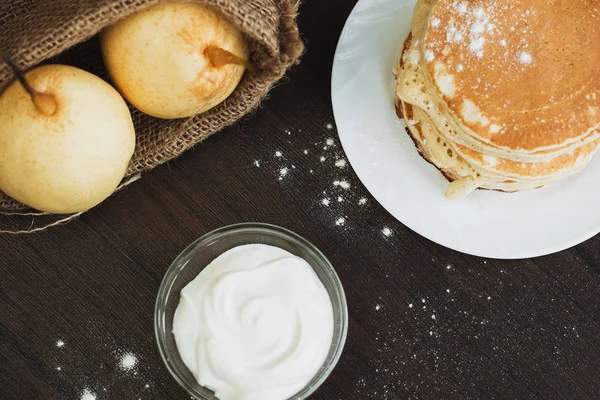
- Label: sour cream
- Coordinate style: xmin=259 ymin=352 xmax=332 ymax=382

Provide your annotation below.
xmin=173 ymin=244 xmax=334 ymax=400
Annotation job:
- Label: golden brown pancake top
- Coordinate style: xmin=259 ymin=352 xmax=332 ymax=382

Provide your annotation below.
xmin=422 ymin=0 xmax=600 ymax=150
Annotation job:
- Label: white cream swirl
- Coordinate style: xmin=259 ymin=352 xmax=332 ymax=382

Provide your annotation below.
xmin=173 ymin=244 xmax=334 ymax=400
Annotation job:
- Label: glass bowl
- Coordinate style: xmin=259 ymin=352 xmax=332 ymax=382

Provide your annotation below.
xmin=155 ymin=223 xmax=348 ymax=400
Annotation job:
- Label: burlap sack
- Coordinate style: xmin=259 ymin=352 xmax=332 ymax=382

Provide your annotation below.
xmin=0 ymin=0 xmax=303 ymax=231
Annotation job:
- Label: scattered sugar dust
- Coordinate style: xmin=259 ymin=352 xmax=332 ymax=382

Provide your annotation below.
xmin=51 ymin=332 xmax=149 ymax=400
xmin=278 ymin=167 xmax=289 ymax=180
xmin=430 ymin=1 xmax=537 ymax=75
xmin=455 ymin=1 xmax=468 ymax=14
xmin=518 ymin=52 xmax=532 ymax=64
xmin=251 ymin=124 xmax=397 ymax=233
xmin=334 ymin=180 xmax=351 ymax=189
xmin=80 ymin=389 xmax=96 ymax=400
xmin=424 ymin=50 xmax=435 ymax=62
xmin=119 ymin=353 xmax=138 ymax=372
xmin=431 ymin=2 xmax=493 ymax=59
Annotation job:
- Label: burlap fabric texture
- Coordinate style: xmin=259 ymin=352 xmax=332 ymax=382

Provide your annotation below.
xmin=0 ymin=0 xmax=303 ymax=230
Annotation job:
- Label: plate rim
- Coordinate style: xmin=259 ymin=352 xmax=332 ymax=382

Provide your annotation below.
xmin=330 ymin=0 xmax=600 ymax=259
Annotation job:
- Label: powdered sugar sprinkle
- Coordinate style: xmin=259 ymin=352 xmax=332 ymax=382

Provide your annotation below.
xmin=518 ymin=52 xmax=532 ymax=64
xmin=119 ymin=353 xmax=138 ymax=372
xmin=279 ymin=167 xmax=289 ymax=180
xmin=441 ymin=2 xmax=493 ymax=58
xmin=80 ymin=389 xmax=96 ymax=400
xmin=469 ymin=37 xmax=485 ymax=58
xmin=424 ymin=50 xmax=435 ymax=62
xmin=455 ymin=1 xmax=468 ymax=14
xmin=334 ymin=180 xmax=351 ymax=189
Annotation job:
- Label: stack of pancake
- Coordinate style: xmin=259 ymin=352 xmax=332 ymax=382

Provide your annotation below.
xmin=393 ymin=0 xmax=600 ymax=199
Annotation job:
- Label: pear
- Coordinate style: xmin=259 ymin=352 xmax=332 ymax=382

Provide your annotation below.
xmin=100 ymin=2 xmax=250 ymax=119
xmin=0 ymin=60 xmax=136 ymax=214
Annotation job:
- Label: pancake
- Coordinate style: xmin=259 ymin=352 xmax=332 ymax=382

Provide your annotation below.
xmin=397 ymin=46 xmax=600 ymax=163
xmin=421 ymin=0 xmax=600 ymax=151
xmin=393 ymin=0 xmax=600 ymax=198
xmin=399 ymin=98 xmax=598 ymax=198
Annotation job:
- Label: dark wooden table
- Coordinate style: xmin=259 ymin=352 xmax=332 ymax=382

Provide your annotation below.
xmin=2 ymin=1 xmax=600 ymax=399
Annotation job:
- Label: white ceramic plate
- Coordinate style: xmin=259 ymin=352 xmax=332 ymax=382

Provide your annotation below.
xmin=331 ymin=0 xmax=600 ymax=259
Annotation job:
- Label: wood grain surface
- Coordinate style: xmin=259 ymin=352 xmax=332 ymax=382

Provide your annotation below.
xmin=1 ymin=1 xmax=600 ymax=399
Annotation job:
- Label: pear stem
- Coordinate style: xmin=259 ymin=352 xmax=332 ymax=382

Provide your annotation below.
xmin=205 ymin=46 xmax=256 ymax=74
xmin=2 ymin=55 xmax=57 ymax=116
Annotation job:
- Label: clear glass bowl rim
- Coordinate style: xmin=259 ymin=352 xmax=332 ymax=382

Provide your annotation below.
xmin=154 ymin=222 xmax=349 ymax=400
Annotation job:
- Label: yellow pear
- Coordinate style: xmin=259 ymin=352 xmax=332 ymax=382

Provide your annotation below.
xmin=101 ymin=2 xmax=250 ymax=119
xmin=0 ymin=62 xmax=136 ymax=214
